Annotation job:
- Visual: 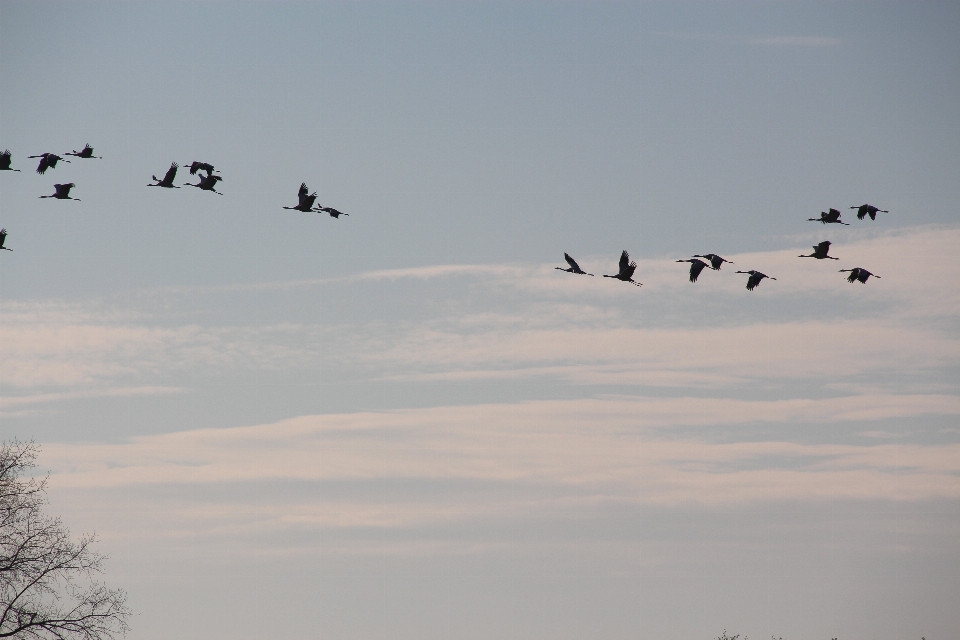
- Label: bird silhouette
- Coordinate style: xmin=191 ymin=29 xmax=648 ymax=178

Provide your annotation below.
xmin=736 ymin=270 xmax=775 ymax=291
xmin=555 ymin=253 xmax=593 ymax=275
xmin=692 ymin=254 xmax=733 ymax=270
xmin=839 ymin=268 xmax=880 ymax=283
xmin=283 ymin=183 xmax=318 ymax=212
xmin=184 ymin=161 xmax=219 ymax=177
xmin=0 ymin=150 xmax=21 ymax=171
xmin=799 ymin=241 xmax=839 ymax=260
xmin=28 ymin=153 xmax=69 ymax=175
xmin=808 ymin=208 xmax=849 ymax=225
xmin=65 ymin=144 xmax=101 ymax=159
xmin=0 ymin=228 xmax=11 ymax=251
xmin=185 ymin=173 xmax=223 ymax=194
xmin=677 ymin=258 xmax=709 ymax=282
xmin=149 ymin=163 xmax=180 ymax=188
xmin=851 ymin=204 xmax=888 ymax=221
xmin=603 ymin=250 xmax=642 ymax=286
xmin=40 ymin=183 xmax=79 ymax=200
xmin=316 ymin=206 xmax=349 ymax=219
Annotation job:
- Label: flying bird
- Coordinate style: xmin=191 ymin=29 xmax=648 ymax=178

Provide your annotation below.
xmin=603 ymin=250 xmax=642 ymax=286
xmin=40 ymin=183 xmax=79 ymax=200
xmin=851 ymin=204 xmax=888 ymax=221
xmin=677 ymin=258 xmax=709 ymax=283
xmin=149 ymin=163 xmax=180 ymax=188
xmin=808 ymin=208 xmax=849 ymax=225
xmin=65 ymin=144 xmax=101 ymax=159
xmin=799 ymin=241 xmax=839 ymax=260
xmin=316 ymin=206 xmax=349 ymax=218
xmin=692 ymin=253 xmax=733 ymax=270
xmin=0 ymin=228 xmax=11 ymax=251
xmin=185 ymin=173 xmax=223 ymax=194
xmin=0 ymin=150 xmax=21 ymax=171
xmin=736 ymin=270 xmax=776 ymax=291
xmin=184 ymin=161 xmax=219 ymax=176
xmin=839 ymin=268 xmax=880 ymax=283
xmin=283 ymin=183 xmax=318 ymax=212
xmin=555 ymin=253 xmax=593 ymax=275
xmin=28 ymin=153 xmax=69 ymax=175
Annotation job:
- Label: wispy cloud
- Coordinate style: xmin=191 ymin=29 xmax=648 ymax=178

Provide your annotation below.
xmin=35 ymin=395 xmax=960 ymax=555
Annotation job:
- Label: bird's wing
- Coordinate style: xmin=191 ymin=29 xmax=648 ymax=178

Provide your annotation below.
xmin=564 ymin=253 xmax=581 ymax=271
xmin=624 ymin=261 xmax=637 ymax=279
xmin=690 ymin=260 xmax=706 ymax=282
xmin=298 ymin=183 xmax=308 ymax=197
xmin=619 ymin=250 xmax=629 ymax=273
xmin=164 ymin=164 xmax=178 ymax=182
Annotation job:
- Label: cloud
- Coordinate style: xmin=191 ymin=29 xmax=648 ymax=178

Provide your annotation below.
xmin=42 ymin=395 xmax=960 ymax=493
xmin=0 ymin=385 xmax=181 ymax=414
xmin=3 ymin=226 xmax=957 ymax=399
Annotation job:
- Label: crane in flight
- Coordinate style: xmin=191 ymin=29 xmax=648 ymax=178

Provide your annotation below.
xmin=283 ymin=183 xmax=318 ymax=212
xmin=316 ymin=205 xmax=349 ymax=218
xmin=851 ymin=204 xmax=888 ymax=221
xmin=677 ymin=258 xmax=709 ymax=283
xmin=839 ymin=268 xmax=880 ymax=283
xmin=184 ymin=161 xmax=219 ymax=177
xmin=28 ymin=153 xmax=69 ymax=175
xmin=808 ymin=208 xmax=849 ymax=225
xmin=0 ymin=150 xmax=21 ymax=171
xmin=692 ymin=254 xmax=733 ymax=270
xmin=603 ymin=250 xmax=642 ymax=286
xmin=65 ymin=144 xmax=101 ymax=159
xmin=0 ymin=229 xmax=11 ymax=251
xmin=185 ymin=173 xmax=223 ymax=194
xmin=799 ymin=241 xmax=839 ymax=260
xmin=736 ymin=270 xmax=775 ymax=291
xmin=149 ymin=163 xmax=180 ymax=188
xmin=555 ymin=253 xmax=593 ymax=275
xmin=40 ymin=183 xmax=80 ymax=201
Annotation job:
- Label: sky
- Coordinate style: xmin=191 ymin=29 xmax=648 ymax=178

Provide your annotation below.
xmin=1 ymin=1 xmax=959 ymax=638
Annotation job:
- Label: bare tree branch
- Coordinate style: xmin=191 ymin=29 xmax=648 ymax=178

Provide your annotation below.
xmin=1 ymin=440 xmax=130 ymax=640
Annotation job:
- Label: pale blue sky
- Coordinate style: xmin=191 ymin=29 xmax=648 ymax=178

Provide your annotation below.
xmin=2 ymin=2 xmax=959 ymax=639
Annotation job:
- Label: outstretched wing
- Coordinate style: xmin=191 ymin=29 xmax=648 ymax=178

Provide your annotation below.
xmin=816 ymin=241 xmax=830 ymax=252
xmin=0 ymin=229 xmax=7 ymax=248
xmin=689 ymin=259 xmax=706 ymax=282
xmin=298 ymin=182 xmax=308 ymax=197
xmin=623 ymin=260 xmax=637 ymax=280
xmin=164 ymin=163 xmax=178 ymax=183
xmin=619 ymin=250 xmax=629 ymax=274
xmin=564 ymin=253 xmax=582 ymax=272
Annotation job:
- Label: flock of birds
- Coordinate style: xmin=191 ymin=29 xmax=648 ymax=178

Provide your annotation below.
xmin=556 ymin=205 xmax=887 ymax=290
xmin=0 ymin=147 xmax=351 ymax=252
xmin=2 ymin=146 xmax=886 ymax=289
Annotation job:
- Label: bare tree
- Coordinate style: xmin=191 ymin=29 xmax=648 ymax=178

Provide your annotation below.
xmin=1 ymin=440 xmax=131 ymax=639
